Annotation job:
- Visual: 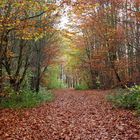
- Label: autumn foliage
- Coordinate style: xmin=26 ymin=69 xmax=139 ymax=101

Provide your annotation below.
xmin=0 ymin=0 xmax=140 ymax=92
xmin=0 ymin=0 xmax=59 ymax=93
xmin=62 ymin=0 xmax=140 ymax=89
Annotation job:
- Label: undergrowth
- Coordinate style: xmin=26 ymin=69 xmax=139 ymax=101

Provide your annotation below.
xmin=75 ymin=83 xmax=89 ymax=90
xmin=0 ymin=87 xmax=54 ymax=109
xmin=107 ymin=86 xmax=140 ymax=114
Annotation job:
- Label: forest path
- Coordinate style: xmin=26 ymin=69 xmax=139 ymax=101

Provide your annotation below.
xmin=0 ymin=89 xmax=140 ymax=140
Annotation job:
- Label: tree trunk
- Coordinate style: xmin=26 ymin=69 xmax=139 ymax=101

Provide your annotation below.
xmin=0 ymin=58 xmax=3 ymax=93
xmin=10 ymin=78 xmax=20 ymax=92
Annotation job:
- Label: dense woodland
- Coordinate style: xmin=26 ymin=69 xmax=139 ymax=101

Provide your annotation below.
xmin=0 ymin=0 xmax=140 ymax=97
xmin=0 ymin=0 xmax=140 ymax=93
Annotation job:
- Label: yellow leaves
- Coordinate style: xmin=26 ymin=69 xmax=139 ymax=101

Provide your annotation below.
xmin=34 ymin=32 xmax=44 ymax=41
xmin=86 ymin=2 xmax=100 ymax=9
xmin=60 ymin=30 xmax=77 ymax=42
xmin=12 ymin=2 xmax=21 ymax=8
xmin=95 ymin=3 xmax=100 ymax=8
xmin=45 ymin=6 xmax=49 ymax=11
xmin=16 ymin=27 xmax=45 ymax=41
xmin=0 ymin=0 xmax=57 ymax=42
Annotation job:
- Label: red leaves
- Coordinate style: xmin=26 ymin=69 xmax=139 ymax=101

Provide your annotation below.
xmin=0 ymin=89 xmax=140 ymax=139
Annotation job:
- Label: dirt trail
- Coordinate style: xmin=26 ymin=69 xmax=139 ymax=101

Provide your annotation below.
xmin=0 ymin=89 xmax=140 ymax=140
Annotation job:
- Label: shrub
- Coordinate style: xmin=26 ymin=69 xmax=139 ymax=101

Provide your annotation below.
xmin=107 ymin=86 xmax=140 ymax=113
xmin=0 ymin=87 xmax=54 ymax=109
xmin=75 ymin=83 xmax=89 ymax=90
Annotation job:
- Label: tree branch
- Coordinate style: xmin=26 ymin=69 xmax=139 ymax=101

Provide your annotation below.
xmin=21 ymin=11 xmax=46 ymax=21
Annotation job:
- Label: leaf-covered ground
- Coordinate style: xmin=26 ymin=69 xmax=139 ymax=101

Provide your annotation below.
xmin=0 ymin=89 xmax=140 ymax=140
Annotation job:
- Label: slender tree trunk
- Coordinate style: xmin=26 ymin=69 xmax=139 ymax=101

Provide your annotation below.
xmin=36 ymin=66 xmax=41 ymax=93
xmin=0 ymin=33 xmax=4 ymax=94
xmin=0 ymin=58 xmax=3 ymax=93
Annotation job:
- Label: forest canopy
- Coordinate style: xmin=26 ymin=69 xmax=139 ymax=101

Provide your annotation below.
xmin=0 ymin=0 xmax=140 ymax=94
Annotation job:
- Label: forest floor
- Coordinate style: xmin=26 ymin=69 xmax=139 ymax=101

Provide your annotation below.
xmin=0 ymin=89 xmax=140 ymax=140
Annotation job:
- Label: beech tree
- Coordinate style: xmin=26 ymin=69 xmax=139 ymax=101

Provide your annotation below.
xmin=0 ymin=0 xmax=58 ymax=92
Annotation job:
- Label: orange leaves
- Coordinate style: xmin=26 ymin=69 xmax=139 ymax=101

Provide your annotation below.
xmin=0 ymin=90 xmax=140 ymax=139
xmin=6 ymin=50 xmax=15 ymax=58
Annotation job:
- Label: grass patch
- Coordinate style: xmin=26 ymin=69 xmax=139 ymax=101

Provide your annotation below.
xmin=107 ymin=86 xmax=140 ymax=114
xmin=0 ymin=88 xmax=54 ymax=109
